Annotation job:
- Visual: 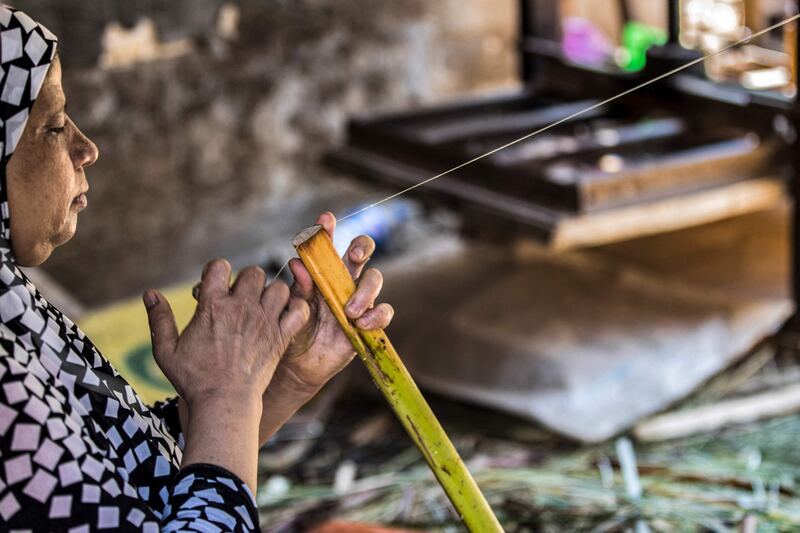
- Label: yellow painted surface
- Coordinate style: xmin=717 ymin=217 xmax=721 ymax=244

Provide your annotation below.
xmin=78 ymin=283 xmax=198 ymax=404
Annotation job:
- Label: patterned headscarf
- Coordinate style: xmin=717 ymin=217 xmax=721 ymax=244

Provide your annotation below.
xmin=0 ymin=5 xmax=58 ymax=240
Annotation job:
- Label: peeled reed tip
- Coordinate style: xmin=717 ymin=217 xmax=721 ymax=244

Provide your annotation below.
xmin=292 ymin=225 xmax=324 ymax=248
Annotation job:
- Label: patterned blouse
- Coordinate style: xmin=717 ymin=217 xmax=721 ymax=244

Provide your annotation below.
xmin=1 ymin=347 xmax=261 ymax=531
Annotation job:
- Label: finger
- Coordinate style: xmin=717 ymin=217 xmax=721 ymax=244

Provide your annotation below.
xmin=345 ymin=268 xmax=383 ymax=319
xmin=356 ymin=303 xmax=394 ymax=330
xmin=143 ymin=290 xmax=179 ymax=360
xmin=343 ymin=235 xmax=376 ymax=279
xmin=289 ymin=258 xmax=315 ymax=300
xmin=280 ymin=296 xmax=311 ymax=342
xmin=315 ymin=212 xmax=336 ymax=238
xmin=231 ymin=266 xmax=266 ymax=300
xmin=261 ymin=280 xmax=291 ymax=316
xmin=198 ymin=259 xmax=232 ymax=304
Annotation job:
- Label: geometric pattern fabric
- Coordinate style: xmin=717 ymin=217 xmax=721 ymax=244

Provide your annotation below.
xmin=0 ymin=5 xmax=260 ymax=531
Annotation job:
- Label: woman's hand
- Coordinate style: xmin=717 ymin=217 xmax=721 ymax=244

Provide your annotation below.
xmin=145 ymin=259 xmax=309 ymax=407
xmin=256 ymin=212 xmax=394 ymax=443
xmin=284 ymin=212 xmax=394 ymax=388
xmin=143 ymin=258 xmax=310 ymax=490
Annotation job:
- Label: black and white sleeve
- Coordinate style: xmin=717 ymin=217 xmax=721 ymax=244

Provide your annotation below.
xmin=0 ymin=346 xmax=260 ymax=532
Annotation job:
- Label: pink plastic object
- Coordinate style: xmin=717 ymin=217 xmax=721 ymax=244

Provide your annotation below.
xmin=562 ymin=17 xmax=613 ymax=66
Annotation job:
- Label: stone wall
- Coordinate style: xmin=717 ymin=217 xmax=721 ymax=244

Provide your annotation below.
xmin=8 ymin=0 xmax=517 ymax=305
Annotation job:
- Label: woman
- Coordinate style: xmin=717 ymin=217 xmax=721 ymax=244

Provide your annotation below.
xmin=0 ymin=6 xmax=393 ymax=531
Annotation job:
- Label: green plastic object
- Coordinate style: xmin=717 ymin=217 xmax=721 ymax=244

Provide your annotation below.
xmin=619 ymin=21 xmax=668 ymax=72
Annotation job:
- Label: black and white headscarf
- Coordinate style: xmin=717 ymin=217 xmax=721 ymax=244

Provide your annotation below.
xmin=0 ymin=6 xmax=260 ymax=531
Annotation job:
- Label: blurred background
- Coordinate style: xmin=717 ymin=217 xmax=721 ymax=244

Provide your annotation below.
xmin=15 ymin=0 xmax=517 ymax=305
xmin=15 ymin=0 xmax=800 ymax=531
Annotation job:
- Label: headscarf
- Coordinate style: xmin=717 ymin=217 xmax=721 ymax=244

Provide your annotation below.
xmin=0 ymin=5 xmax=58 ymax=238
xmin=0 ymin=2 xmax=184 ymax=511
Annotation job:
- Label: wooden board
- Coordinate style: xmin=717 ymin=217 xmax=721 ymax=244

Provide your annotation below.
xmin=552 ymin=177 xmax=787 ymax=250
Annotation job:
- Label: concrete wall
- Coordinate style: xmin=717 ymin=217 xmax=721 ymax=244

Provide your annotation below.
xmin=8 ymin=0 xmax=517 ymax=305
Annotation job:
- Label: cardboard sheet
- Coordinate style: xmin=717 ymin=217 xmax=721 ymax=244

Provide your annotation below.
xmin=380 ymin=206 xmax=792 ymax=442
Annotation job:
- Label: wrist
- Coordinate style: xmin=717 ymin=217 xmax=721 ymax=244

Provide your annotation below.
xmin=256 ymin=366 xmax=322 ymax=447
xmin=271 ymin=363 xmax=325 ymax=399
xmin=181 ymin=395 xmax=262 ymax=493
xmin=187 ymin=391 xmax=263 ymax=425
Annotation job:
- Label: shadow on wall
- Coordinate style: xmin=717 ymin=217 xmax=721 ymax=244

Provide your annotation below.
xmin=6 ymin=0 xmax=517 ymax=306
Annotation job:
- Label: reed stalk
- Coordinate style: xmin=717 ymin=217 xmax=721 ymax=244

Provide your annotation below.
xmin=293 ymin=225 xmax=503 ymax=533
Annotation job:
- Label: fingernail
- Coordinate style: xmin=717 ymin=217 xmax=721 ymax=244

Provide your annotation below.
xmin=347 ymin=302 xmax=360 ymax=316
xmin=143 ymin=291 xmax=159 ymax=310
xmin=356 ymin=317 xmax=370 ymax=329
xmin=352 ymin=247 xmax=364 ymax=261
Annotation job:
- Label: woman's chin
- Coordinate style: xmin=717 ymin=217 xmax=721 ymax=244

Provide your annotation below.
xmin=14 ymin=243 xmax=54 ymax=267
xmin=57 ymin=220 xmax=78 ymax=246
xmin=40 ymin=221 xmax=78 ymax=262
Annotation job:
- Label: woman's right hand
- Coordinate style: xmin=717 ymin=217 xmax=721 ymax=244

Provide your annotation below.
xmin=144 ymin=259 xmax=310 ymax=409
xmin=142 ymin=259 xmax=310 ymax=491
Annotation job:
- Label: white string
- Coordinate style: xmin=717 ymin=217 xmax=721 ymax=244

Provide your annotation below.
xmin=337 ymin=14 xmax=800 ymax=223
xmin=193 ymin=14 xmax=800 ymax=296
xmin=270 ymin=258 xmax=292 ymax=283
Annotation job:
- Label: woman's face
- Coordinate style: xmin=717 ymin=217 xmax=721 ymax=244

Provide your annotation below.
xmin=5 ymin=55 xmax=99 ymax=266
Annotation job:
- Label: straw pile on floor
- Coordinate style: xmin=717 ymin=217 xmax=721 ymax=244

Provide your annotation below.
xmin=257 ymin=343 xmax=800 ymax=532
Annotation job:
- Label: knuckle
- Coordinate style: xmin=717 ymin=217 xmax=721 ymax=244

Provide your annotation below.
xmin=349 ymin=236 xmax=375 ymax=261
xmin=361 ymin=237 xmax=377 ymax=256
xmin=206 ymin=258 xmax=231 ymax=275
xmin=267 ymin=280 xmax=290 ymax=300
xmin=206 ymin=298 xmax=226 ymax=317
xmin=354 ymin=235 xmax=373 ymax=247
xmin=289 ymin=304 xmax=309 ymax=326
xmin=242 ymin=265 xmax=265 ymax=278
xmin=366 ymin=268 xmax=383 ymax=284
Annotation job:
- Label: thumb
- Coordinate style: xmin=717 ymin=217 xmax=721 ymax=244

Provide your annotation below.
xmin=143 ymin=290 xmax=179 ymax=362
xmin=280 ymin=296 xmax=311 ymax=347
xmin=289 ymin=258 xmax=315 ymax=301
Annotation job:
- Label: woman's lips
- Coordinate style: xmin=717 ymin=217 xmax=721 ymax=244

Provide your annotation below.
xmin=72 ymin=193 xmax=88 ymax=210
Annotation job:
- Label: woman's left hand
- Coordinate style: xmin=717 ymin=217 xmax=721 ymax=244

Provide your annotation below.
xmin=254 ymin=212 xmax=394 ymax=444
xmin=281 ymin=212 xmax=394 ymax=389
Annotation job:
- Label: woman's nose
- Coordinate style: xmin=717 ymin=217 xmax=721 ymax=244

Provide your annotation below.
xmin=71 ymin=125 xmax=99 ymax=170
